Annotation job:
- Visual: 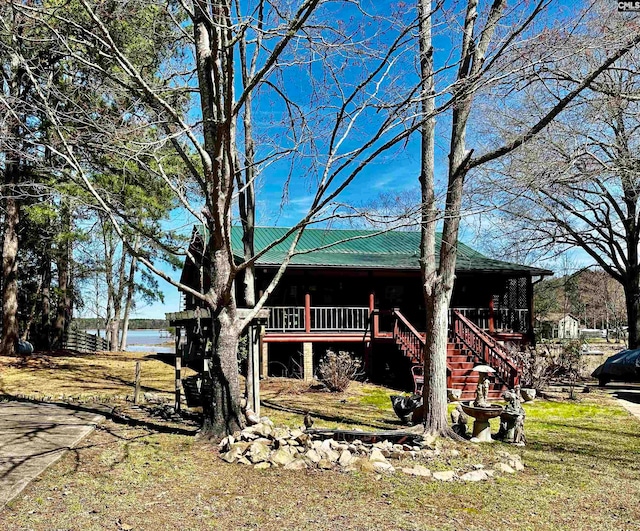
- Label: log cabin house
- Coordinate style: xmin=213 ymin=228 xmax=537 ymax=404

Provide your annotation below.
xmin=168 ymin=226 xmax=552 ymax=400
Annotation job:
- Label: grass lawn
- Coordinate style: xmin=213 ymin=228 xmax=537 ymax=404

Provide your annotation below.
xmin=0 ymin=349 xmax=196 ymax=402
xmin=1 ymin=351 xmax=639 ymax=530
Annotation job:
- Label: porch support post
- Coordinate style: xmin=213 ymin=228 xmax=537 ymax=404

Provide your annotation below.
xmin=247 ymin=324 xmax=261 ymax=416
xmin=365 ymin=292 xmax=375 ymax=374
xmin=372 ymin=292 xmax=380 ymax=338
xmin=174 ymin=327 xmax=185 ymax=412
xmin=488 ymin=296 xmax=495 ymax=333
xmin=261 ymin=340 xmax=269 ymax=378
xmin=305 ymin=293 xmax=311 ymax=333
xmin=303 ymin=342 xmax=314 ymax=381
xmin=527 ymin=276 xmax=535 ymax=344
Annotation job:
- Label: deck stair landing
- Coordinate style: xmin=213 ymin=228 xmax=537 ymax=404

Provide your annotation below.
xmin=392 ymin=310 xmax=517 ymax=400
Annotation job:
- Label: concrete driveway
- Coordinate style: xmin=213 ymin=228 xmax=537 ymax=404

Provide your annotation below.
xmin=602 ymin=382 xmax=640 ymax=420
xmin=0 ymin=401 xmax=104 ymax=508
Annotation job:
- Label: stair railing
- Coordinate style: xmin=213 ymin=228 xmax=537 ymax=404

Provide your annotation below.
xmin=392 ymin=309 xmax=453 ymax=389
xmin=392 ymin=309 xmax=424 ymax=364
xmin=451 ymin=310 xmax=520 ymax=388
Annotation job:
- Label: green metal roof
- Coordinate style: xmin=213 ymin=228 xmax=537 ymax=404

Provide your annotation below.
xmin=228 ymin=226 xmax=552 ymax=276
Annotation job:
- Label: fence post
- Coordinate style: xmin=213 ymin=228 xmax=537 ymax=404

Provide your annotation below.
xmin=133 ymin=361 xmax=141 ymax=404
xmin=174 ymin=355 xmax=182 ymax=412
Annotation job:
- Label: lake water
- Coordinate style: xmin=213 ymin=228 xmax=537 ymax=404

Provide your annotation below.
xmin=88 ymin=329 xmax=174 ymax=353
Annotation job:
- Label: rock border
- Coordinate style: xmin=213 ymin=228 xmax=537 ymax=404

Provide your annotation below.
xmin=219 ymin=419 xmax=525 ymax=481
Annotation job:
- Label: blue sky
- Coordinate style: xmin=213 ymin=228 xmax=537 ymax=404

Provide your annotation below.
xmin=126 ymin=0 xmax=598 ymax=319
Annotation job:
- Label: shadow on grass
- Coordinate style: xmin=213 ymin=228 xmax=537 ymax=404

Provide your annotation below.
xmin=0 ymin=394 xmax=198 ymax=437
xmin=614 ymin=391 xmax=640 ymax=405
xmin=147 ymin=352 xmax=176 ymax=365
xmin=1 ymin=352 xmax=172 ymax=396
xmin=261 ymin=398 xmax=402 ymax=430
xmin=533 ymin=419 xmax=640 ymax=439
xmin=526 ymin=441 xmax=640 ymax=473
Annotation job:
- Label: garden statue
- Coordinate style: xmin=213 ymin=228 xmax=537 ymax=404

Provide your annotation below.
xmin=497 ymin=388 xmax=526 ymax=445
xmin=513 ymin=414 xmax=526 ymax=446
xmin=450 ymin=404 xmax=469 ymax=438
xmin=473 ymin=366 xmax=494 ymax=408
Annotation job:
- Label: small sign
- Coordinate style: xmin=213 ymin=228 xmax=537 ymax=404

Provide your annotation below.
xmin=619 ymin=1 xmax=640 ymax=11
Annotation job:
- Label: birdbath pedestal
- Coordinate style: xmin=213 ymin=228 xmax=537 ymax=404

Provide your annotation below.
xmin=460 ymin=402 xmax=503 ymax=442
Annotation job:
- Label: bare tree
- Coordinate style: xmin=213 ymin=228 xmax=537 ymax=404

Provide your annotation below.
xmin=476 ymin=21 xmax=640 ymax=348
xmin=10 ymin=0 xmax=438 ymax=436
xmin=416 ymin=0 xmax=640 ymax=435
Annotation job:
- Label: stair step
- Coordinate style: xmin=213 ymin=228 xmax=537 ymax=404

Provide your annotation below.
xmin=450 ymin=375 xmax=505 ymax=385
xmin=391 ymin=318 xmax=519 ymax=397
xmin=448 ymin=362 xmax=475 ymax=369
xmin=450 ymin=380 xmax=507 ymax=388
xmin=447 ymin=356 xmax=475 ymax=364
xmin=450 ymin=369 xmax=475 ymax=377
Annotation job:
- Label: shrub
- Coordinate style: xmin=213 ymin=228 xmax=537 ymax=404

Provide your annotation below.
xmin=558 ymin=339 xmax=584 ymax=399
xmin=510 ymin=344 xmax=554 ymax=391
xmin=317 ymin=350 xmax=361 ymax=392
xmin=511 ymin=340 xmax=585 ymax=397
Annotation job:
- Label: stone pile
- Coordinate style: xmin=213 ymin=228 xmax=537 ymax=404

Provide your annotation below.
xmin=219 ymin=419 xmax=526 ymax=481
xmin=219 ymin=418 xmax=432 ymax=473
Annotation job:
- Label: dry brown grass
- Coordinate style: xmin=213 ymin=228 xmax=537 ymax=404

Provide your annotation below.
xmin=0 ymin=349 xmax=196 ymax=402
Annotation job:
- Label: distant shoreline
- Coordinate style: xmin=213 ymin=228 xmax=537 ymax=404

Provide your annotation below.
xmin=72 ymin=318 xmax=170 ymax=330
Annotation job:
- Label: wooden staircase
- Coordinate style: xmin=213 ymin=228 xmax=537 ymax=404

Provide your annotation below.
xmin=446 ymin=342 xmax=509 ymax=400
xmin=392 ymin=309 xmax=519 ymax=400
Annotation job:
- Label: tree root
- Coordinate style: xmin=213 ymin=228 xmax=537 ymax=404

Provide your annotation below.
xmin=404 ymin=423 xmax=465 ymax=442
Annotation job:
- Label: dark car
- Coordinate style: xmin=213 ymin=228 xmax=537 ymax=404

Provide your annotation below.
xmin=592 ymin=349 xmax=640 ymax=386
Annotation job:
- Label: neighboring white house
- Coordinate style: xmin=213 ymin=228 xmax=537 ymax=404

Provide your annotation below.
xmin=538 ymin=313 xmax=581 ymax=339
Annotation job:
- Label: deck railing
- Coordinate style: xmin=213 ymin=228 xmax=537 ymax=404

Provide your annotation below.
xmin=266 ymin=306 xmax=370 ymax=332
xmin=266 ymin=305 xmax=530 ymax=336
xmin=449 ymin=307 xmax=529 ymax=333
xmin=311 ymin=307 xmax=369 ymax=331
xmin=267 ymin=306 xmax=306 ymax=331
xmin=391 ymin=309 xmax=453 ymax=389
xmin=392 ymin=310 xmax=425 ymax=365
xmin=267 ymin=306 xmax=370 ymax=332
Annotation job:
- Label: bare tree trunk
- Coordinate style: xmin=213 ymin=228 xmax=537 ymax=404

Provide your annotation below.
xmin=1 ymin=45 xmax=23 ymax=358
xmin=100 ymin=218 xmax=121 ymax=351
xmin=192 ymin=0 xmax=247 ymax=437
xmin=53 ymin=202 xmax=72 ymax=349
xmin=419 ymin=0 xmax=505 ymax=436
xmin=119 ymin=236 xmax=140 ymax=351
xmin=418 ymin=0 xmax=450 ymax=434
xmin=624 ymin=272 xmax=640 ymax=349
xmin=41 ymin=253 xmax=51 ymax=349
xmin=423 ymin=290 xmax=451 ymax=432
xmin=201 ymin=306 xmax=244 ymax=436
xmin=110 ymin=238 xmax=127 ymax=351
xmin=238 ymin=22 xmax=258 ymax=407
xmin=21 ymin=267 xmax=44 ymax=342
xmin=1 ymin=163 xmax=20 ymax=357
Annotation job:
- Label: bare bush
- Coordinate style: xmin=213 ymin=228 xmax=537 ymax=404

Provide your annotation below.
xmin=317 ymin=350 xmax=361 ymax=392
xmin=512 ymin=340 xmax=586 ymax=397
xmin=510 ymin=344 xmax=554 ymax=392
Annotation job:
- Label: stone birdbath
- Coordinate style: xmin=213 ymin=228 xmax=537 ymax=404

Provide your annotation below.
xmin=460 ymin=365 xmax=503 ymax=442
